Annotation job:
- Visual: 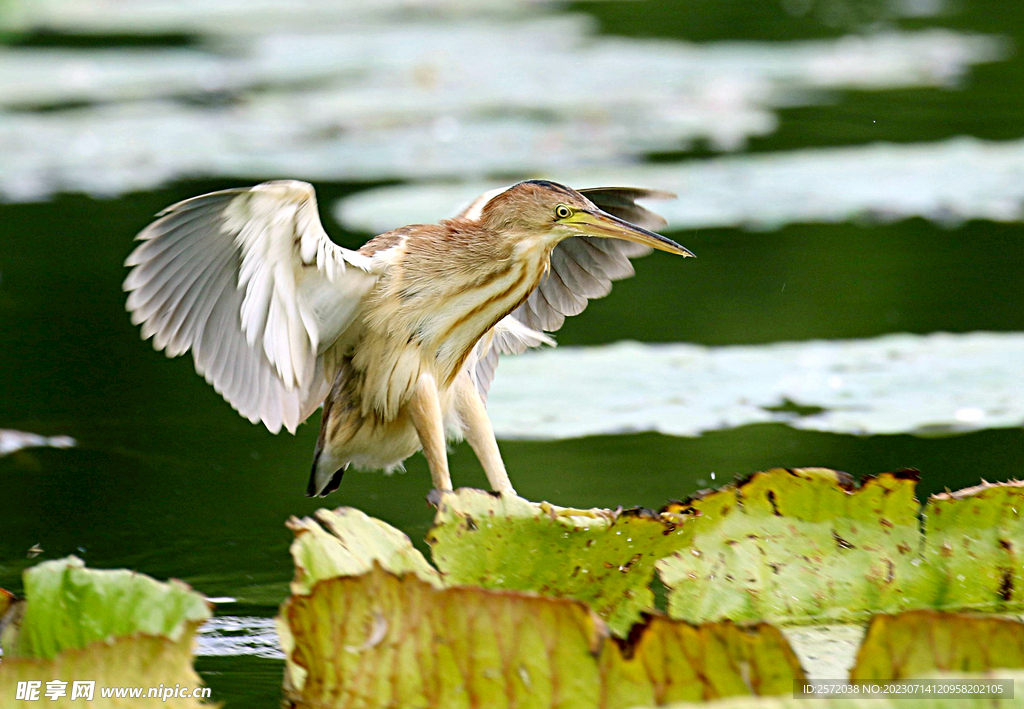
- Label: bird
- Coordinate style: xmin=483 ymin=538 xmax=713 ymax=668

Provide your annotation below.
xmin=123 ymin=179 xmax=693 ymax=497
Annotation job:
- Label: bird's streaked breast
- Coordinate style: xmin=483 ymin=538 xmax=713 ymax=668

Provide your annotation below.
xmin=354 ymin=225 xmax=554 ymax=417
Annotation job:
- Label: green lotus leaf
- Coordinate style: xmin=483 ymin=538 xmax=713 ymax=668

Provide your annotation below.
xmin=280 ymin=508 xmax=442 ymax=691
xmin=658 ymin=468 xmax=923 ymax=624
xmin=0 ymin=557 xmax=211 ymax=707
xmin=658 ymin=469 xmax=1024 ymax=625
xmin=923 ymin=481 xmax=1024 ymax=611
xmin=0 ymin=634 xmax=209 ymax=708
xmin=280 ymin=563 xmax=804 ymax=709
xmin=3 ymin=557 xmax=210 ymax=661
xmin=851 ymin=610 xmax=1024 ymax=681
xmin=287 ymin=507 xmax=440 ymax=595
xmin=599 ymin=614 xmax=804 ymax=705
xmin=426 ymin=489 xmax=691 ymax=635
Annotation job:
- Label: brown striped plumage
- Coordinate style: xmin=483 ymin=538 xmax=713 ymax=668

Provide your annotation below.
xmin=123 ymin=179 xmax=693 ymax=498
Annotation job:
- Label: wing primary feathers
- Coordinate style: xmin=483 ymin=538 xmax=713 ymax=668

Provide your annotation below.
xmin=124 ymin=180 xmax=377 ymax=434
xmin=466 ymin=315 xmax=555 ymax=403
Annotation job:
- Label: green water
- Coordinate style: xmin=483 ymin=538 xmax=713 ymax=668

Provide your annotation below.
xmin=2 ymin=1 xmax=1023 ymax=706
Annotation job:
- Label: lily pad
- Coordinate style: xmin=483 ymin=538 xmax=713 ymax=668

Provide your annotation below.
xmin=923 ymin=481 xmax=1024 ymax=611
xmin=425 ymin=333 xmax=1024 ymax=440
xmin=0 ymin=22 xmax=1005 ymax=202
xmin=337 ymin=136 xmax=1024 ymax=235
xmin=851 ymin=611 xmax=1024 ymax=681
xmin=287 ymin=507 xmax=440 ymax=595
xmin=280 ymin=488 xmax=1024 ymax=707
xmin=659 ymin=469 xmax=922 ymax=625
xmin=0 ymin=557 xmax=211 ymax=707
xmin=280 ymin=563 xmax=805 ymax=708
xmin=0 ymin=588 xmax=13 ymax=620
xmin=0 ymin=429 xmax=75 ymax=456
xmin=1 ymin=0 xmax=565 ymax=35
xmin=658 ymin=469 xmax=1024 ymax=625
xmin=0 ymin=634 xmax=209 ymax=707
xmin=426 ymin=489 xmax=691 ymax=636
xmin=3 ymin=557 xmax=210 ymax=661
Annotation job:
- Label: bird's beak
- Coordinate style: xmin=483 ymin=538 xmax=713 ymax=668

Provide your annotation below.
xmin=571 ymin=210 xmax=695 ymax=257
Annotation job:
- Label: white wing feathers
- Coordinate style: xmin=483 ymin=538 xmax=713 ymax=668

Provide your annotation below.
xmin=124 ymin=180 xmax=375 ymax=434
xmin=225 ymin=183 xmax=372 ymax=389
xmin=455 ymin=186 xmax=506 ymax=222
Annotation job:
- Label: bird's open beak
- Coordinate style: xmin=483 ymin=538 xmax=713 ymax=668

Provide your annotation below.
xmin=572 ymin=210 xmax=695 ymax=257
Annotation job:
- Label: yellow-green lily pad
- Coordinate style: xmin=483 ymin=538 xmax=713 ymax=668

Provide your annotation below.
xmin=0 ymin=557 xmax=211 ymax=707
xmin=280 ymin=564 xmax=804 ymax=709
xmin=852 ymin=610 xmax=1024 ymax=681
xmin=427 ymin=489 xmax=691 ymax=636
xmin=658 ymin=469 xmax=1024 ymax=625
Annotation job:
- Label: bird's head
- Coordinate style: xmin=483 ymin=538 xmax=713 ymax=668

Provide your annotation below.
xmin=477 ymin=179 xmax=694 ymax=257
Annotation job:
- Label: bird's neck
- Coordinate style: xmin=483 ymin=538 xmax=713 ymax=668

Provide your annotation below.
xmin=354 ymin=226 xmax=558 ymax=418
xmin=429 ymin=232 xmax=554 ymax=381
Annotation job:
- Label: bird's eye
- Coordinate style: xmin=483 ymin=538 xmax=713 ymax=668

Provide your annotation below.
xmin=554 ymin=205 xmax=572 ymax=219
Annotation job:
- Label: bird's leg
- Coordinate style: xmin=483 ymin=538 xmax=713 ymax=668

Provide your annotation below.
xmin=409 ymin=372 xmax=453 ymax=491
xmin=454 ymin=376 xmax=516 ymax=495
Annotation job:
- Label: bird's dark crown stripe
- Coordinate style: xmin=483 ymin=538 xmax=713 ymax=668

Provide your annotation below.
xmin=517 ymin=179 xmax=575 ymax=198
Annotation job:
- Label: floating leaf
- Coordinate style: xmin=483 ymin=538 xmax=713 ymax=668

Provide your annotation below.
xmin=0 ymin=587 xmax=13 ymax=619
xmin=851 ymin=611 xmax=1024 ymax=680
xmin=659 ymin=469 xmax=923 ymax=625
xmin=279 ymin=509 xmax=440 ymax=692
xmin=426 ymin=489 xmax=691 ymax=636
xmin=1 ymin=0 xmax=568 ymax=35
xmin=327 ymin=333 xmax=1024 ymax=441
xmin=0 ymin=429 xmax=75 ymax=456
xmin=0 ymin=23 xmax=1004 ymax=202
xmin=599 ymin=614 xmax=804 ymax=705
xmin=0 ymin=557 xmax=211 ymax=707
xmin=337 ymin=136 xmax=1024 ymax=235
xmin=0 ymin=634 xmax=209 ymax=708
xmin=658 ymin=469 xmax=1024 ymax=625
xmin=923 ymin=482 xmax=1024 ymax=611
xmin=287 ymin=507 xmax=440 ymax=595
xmin=280 ymin=563 xmax=804 ymax=709
xmin=3 ymin=557 xmax=210 ymax=661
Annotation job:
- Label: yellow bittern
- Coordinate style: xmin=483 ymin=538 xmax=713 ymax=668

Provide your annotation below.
xmin=124 ymin=180 xmax=693 ymax=497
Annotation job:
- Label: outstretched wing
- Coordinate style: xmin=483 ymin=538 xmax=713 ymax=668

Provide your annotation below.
xmin=468 ymin=316 xmax=555 ymax=403
xmin=513 ymin=187 xmax=673 ymax=332
xmin=465 ymin=186 xmax=673 ymax=401
xmin=124 ymin=180 xmax=377 ymax=433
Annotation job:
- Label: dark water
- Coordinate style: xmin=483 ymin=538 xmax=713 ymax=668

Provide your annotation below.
xmin=2 ymin=1 xmax=1023 ymax=706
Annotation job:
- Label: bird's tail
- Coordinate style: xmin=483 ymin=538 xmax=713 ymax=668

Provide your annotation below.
xmin=306 ymin=356 xmax=357 ymax=497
